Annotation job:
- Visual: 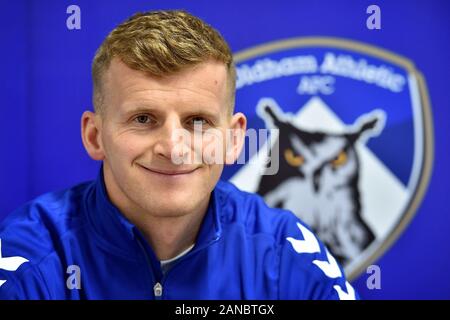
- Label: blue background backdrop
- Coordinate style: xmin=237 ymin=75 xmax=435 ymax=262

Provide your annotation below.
xmin=0 ymin=0 xmax=448 ymax=299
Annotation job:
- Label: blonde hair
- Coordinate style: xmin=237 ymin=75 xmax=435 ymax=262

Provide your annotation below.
xmin=92 ymin=10 xmax=235 ymax=114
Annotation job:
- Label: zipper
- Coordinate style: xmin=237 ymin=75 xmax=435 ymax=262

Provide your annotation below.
xmin=137 ymin=233 xmax=222 ymax=299
xmin=156 ymin=235 xmax=221 ymax=293
xmin=153 ymin=282 xmax=163 ymax=299
xmin=136 ymin=237 xmax=164 ymax=299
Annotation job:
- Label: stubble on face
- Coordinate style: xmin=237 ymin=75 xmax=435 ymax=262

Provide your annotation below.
xmin=98 ymin=58 xmax=233 ymax=220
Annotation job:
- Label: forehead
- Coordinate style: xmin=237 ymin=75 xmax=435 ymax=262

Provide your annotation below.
xmin=102 ymin=58 xmax=230 ymax=115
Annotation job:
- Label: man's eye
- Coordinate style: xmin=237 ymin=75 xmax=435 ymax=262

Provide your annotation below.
xmin=190 ymin=117 xmax=208 ymax=126
xmin=135 ymin=115 xmax=151 ymax=124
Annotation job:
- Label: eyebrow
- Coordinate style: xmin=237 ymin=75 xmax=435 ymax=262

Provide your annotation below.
xmin=121 ymin=104 xmax=221 ymax=122
xmin=121 ymin=105 xmax=160 ymax=118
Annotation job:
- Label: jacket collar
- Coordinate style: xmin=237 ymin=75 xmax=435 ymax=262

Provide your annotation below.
xmin=85 ymin=165 xmax=223 ymax=259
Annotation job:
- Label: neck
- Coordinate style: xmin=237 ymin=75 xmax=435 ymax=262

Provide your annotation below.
xmin=102 ymin=165 xmax=210 ymax=261
xmin=134 ymin=209 xmax=206 ymax=260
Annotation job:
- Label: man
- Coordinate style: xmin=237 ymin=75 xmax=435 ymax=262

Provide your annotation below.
xmin=0 ymin=10 xmax=356 ymax=299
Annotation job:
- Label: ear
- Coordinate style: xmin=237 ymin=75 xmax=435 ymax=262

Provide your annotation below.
xmin=81 ymin=111 xmax=105 ymax=160
xmin=225 ymin=112 xmax=247 ymax=165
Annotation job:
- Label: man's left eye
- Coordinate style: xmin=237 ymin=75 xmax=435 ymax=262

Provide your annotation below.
xmin=190 ymin=117 xmax=208 ymax=126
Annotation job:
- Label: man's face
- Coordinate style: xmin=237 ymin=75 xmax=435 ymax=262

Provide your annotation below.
xmin=94 ymin=58 xmax=244 ymax=218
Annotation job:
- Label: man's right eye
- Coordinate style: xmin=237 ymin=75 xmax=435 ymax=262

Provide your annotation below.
xmin=134 ymin=115 xmax=151 ymax=124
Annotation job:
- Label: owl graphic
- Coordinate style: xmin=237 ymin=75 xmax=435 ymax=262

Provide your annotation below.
xmin=256 ymin=100 xmax=386 ymax=266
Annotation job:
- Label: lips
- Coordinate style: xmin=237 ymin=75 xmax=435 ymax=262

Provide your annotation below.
xmin=138 ymin=164 xmax=198 ymax=176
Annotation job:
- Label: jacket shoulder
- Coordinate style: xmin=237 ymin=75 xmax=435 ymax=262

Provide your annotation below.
xmin=215 ymin=180 xmax=357 ymax=300
xmin=0 ymin=181 xmax=93 ymax=298
xmin=216 ymin=179 xmax=304 ymax=244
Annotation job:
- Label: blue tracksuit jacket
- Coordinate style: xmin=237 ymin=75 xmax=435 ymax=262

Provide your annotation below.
xmin=0 ymin=168 xmax=357 ymax=299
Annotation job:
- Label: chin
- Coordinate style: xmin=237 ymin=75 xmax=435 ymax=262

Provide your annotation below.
xmin=142 ymin=193 xmax=201 ymax=217
xmin=148 ymin=203 xmax=196 ymax=218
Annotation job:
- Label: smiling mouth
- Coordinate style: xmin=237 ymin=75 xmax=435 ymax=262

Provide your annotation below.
xmin=137 ymin=164 xmax=198 ymax=176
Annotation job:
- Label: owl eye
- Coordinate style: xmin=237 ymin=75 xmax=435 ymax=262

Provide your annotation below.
xmin=331 ymin=151 xmax=347 ymax=167
xmin=284 ymin=148 xmax=305 ymax=167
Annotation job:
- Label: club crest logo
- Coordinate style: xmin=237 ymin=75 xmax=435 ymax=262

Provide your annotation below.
xmin=226 ymin=37 xmax=433 ymax=279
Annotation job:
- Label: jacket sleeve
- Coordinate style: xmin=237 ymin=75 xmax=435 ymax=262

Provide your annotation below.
xmin=278 ymin=217 xmax=359 ymax=300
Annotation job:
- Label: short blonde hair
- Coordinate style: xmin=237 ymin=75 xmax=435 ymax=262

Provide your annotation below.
xmin=92 ymin=10 xmax=235 ymax=114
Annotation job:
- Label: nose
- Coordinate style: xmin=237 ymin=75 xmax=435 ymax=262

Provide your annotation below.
xmin=153 ymin=115 xmax=186 ymax=162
